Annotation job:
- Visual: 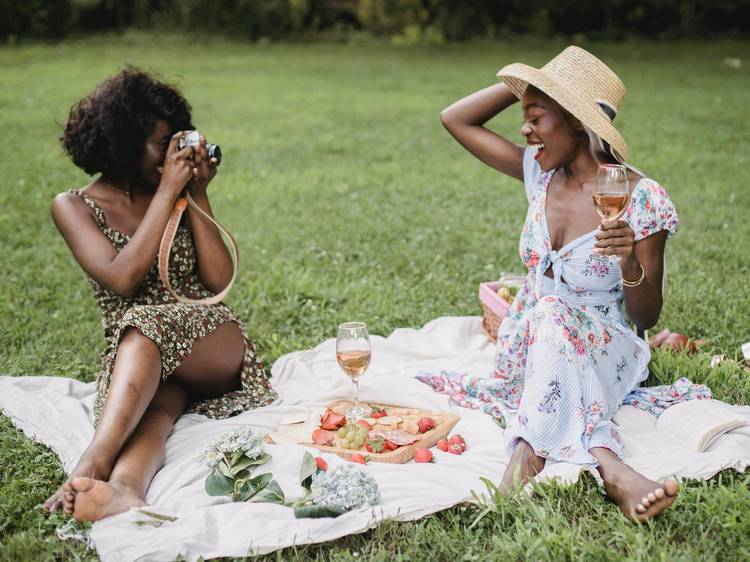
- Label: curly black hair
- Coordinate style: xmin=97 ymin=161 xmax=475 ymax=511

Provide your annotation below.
xmin=61 ymin=66 xmax=193 ymax=180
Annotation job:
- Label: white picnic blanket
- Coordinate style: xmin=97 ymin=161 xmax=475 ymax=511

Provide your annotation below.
xmin=1 ymin=316 xmax=749 ymax=561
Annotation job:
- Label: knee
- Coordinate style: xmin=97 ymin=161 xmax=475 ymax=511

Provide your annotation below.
xmin=119 ymin=326 xmax=159 ymax=355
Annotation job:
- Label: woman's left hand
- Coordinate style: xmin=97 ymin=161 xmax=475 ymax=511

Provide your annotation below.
xmin=188 ymin=134 xmax=219 ymax=195
xmin=594 ymin=219 xmax=636 ymax=261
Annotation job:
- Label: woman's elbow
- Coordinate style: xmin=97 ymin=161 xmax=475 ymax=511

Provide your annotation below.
xmin=440 ymin=108 xmax=456 ymax=130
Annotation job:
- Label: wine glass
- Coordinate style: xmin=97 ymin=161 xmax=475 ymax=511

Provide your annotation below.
xmin=592 ymin=163 xmax=630 ymax=264
xmin=336 ymin=322 xmax=371 ymax=421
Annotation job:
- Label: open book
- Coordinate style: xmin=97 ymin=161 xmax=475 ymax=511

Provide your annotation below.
xmin=612 ymin=399 xmax=747 ymax=457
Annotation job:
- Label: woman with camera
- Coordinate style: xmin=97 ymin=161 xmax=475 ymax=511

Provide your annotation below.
xmin=43 ymin=67 xmax=276 ymax=521
xmin=430 ymin=46 xmax=681 ymax=520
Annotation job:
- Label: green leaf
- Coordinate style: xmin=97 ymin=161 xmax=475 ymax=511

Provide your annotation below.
xmin=235 ymin=473 xmax=274 ymax=502
xmin=231 ymin=450 xmax=245 ymax=465
xmin=218 ymin=460 xmax=233 ymax=479
xmin=205 ymin=470 xmax=234 ymax=497
xmin=293 ymin=504 xmax=346 ymax=519
xmin=247 ymin=479 xmax=286 ymax=504
xmin=300 ymin=452 xmax=317 ymax=489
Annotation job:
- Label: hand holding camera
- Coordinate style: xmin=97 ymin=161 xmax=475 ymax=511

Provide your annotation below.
xmin=179 ymin=130 xmax=222 ymax=195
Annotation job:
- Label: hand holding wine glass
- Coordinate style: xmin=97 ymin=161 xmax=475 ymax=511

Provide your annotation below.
xmin=592 ymin=163 xmax=630 ymax=264
xmin=336 ymin=322 xmax=371 ymax=421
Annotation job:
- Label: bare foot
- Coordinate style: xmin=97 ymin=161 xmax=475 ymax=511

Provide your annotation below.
xmin=601 ymin=462 xmax=679 ymax=522
xmin=68 ymin=477 xmax=145 ymax=521
xmin=43 ymin=452 xmax=113 ymax=514
xmin=500 ymin=439 xmax=545 ymax=492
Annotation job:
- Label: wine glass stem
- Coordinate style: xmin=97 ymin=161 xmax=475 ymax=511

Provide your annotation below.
xmin=352 ymin=379 xmax=360 ymax=408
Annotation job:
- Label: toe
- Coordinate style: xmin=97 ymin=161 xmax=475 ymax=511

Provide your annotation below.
xmin=647 ymin=492 xmax=657 ymax=503
xmin=654 ymin=487 xmax=665 ymax=500
xmin=640 ymin=496 xmax=651 ymax=507
xmin=635 ymin=503 xmax=646 ymax=514
xmin=664 ymin=479 xmax=680 ymax=497
xmin=65 ymin=492 xmax=75 ymax=502
xmin=70 ymin=476 xmax=96 ymax=494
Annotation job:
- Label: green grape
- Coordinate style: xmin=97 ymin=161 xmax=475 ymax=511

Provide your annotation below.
xmin=352 ymin=436 xmax=365 ymax=448
xmin=337 ymin=427 xmax=347 ymax=437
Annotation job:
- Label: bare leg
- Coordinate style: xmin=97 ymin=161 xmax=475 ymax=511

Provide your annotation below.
xmin=66 ymin=381 xmax=189 ymax=521
xmin=53 ymin=321 xmax=245 ymax=520
xmin=44 ymin=327 xmax=162 ymax=512
xmin=499 ymin=438 xmax=545 ymax=493
xmin=591 ymin=447 xmax=679 ymax=521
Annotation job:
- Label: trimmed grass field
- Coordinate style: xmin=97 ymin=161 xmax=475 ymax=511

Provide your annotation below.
xmin=1 ymin=33 xmax=749 ymax=561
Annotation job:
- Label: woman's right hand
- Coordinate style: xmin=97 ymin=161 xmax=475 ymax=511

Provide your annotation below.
xmin=158 ymin=131 xmax=196 ymax=198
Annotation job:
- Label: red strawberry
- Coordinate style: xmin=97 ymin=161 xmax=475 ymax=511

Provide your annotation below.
xmin=349 ymin=454 xmax=367 ymax=464
xmin=436 ymin=439 xmax=449 ymax=452
xmin=356 ymin=419 xmax=373 ymax=431
xmin=370 ymin=406 xmax=387 ymax=419
xmin=312 ymin=428 xmax=333 ymax=446
xmin=365 ymin=435 xmax=386 ymax=453
xmin=448 ymin=434 xmax=466 ymax=449
xmin=448 ymin=443 xmax=464 ymax=455
xmin=414 ymin=448 xmax=433 ymax=463
xmin=417 ymin=417 xmax=436 ymax=433
xmin=314 ymin=456 xmax=328 ymax=471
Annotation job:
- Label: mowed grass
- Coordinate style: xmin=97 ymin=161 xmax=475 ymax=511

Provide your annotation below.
xmin=1 ymin=33 xmax=749 ymax=561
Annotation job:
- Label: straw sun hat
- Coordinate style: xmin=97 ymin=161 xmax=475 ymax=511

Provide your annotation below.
xmin=497 ymin=46 xmax=627 ymax=163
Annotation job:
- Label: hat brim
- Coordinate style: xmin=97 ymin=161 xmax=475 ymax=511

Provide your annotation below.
xmin=497 ymin=62 xmax=627 ymax=163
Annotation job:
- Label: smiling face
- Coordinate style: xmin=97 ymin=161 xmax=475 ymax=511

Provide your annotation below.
xmin=520 ymin=86 xmax=586 ymax=172
xmin=137 ymin=119 xmax=173 ymax=188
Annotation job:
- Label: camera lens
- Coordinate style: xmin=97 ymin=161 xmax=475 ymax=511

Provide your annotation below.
xmin=207 ymin=144 xmax=222 ymax=165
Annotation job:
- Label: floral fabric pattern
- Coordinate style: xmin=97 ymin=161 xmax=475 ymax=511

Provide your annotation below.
xmin=418 ymin=149 xmax=692 ymax=466
xmin=71 ymin=190 xmax=277 ymax=424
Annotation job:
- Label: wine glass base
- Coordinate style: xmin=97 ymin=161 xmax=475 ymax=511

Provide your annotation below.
xmin=345 ymin=406 xmax=370 ymax=422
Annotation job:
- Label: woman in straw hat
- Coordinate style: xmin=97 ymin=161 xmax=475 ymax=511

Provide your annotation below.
xmin=432 ymin=46 xmax=681 ymax=520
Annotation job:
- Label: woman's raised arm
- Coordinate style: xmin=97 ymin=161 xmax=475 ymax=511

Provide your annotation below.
xmin=52 ymin=133 xmax=195 ymax=299
xmin=440 ymin=82 xmax=525 ymax=180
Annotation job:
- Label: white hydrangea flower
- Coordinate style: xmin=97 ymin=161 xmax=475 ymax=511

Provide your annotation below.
xmin=200 ymin=426 xmax=266 ymax=467
xmin=310 ymin=464 xmax=380 ymax=511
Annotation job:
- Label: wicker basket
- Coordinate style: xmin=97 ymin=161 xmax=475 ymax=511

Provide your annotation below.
xmin=479 ymin=276 xmax=525 ymax=342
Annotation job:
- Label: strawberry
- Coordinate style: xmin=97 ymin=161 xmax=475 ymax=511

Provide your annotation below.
xmin=370 ymin=406 xmax=387 ymax=419
xmin=414 ymin=448 xmax=433 ymax=463
xmin=417 ymin=416 xmax=436 ymax=433
xmin=312 ymin=428 xmax=333 ymax=446
xmin=356 ymin=419 xmax=373 ymax=431
xmin=435 ymin=438 xmax=449 ymax=452
xmin=448 ymin=443 xmax=464 ymax=455
xmin=448 ymin=434 xmax=466 ymax=449
xmin=349 ymin=454 xmax=367 ymax=464
xmin=365 ymin=435 xmax=386 ymax=453
xmin=314 ymin=456 xmax=328 ymax=471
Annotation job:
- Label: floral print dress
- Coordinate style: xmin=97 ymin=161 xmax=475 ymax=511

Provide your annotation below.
xmin=71 ymin=190 xmax=277 ymax=424
xmin=420 ymin=148 xmax=682 ymax=466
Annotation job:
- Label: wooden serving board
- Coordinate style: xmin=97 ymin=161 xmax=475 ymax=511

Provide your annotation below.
xmin=302 ymin=401 xmax=459 ymax=464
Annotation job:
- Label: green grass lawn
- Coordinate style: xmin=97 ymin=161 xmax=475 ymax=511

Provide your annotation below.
xmin=1 ymin=33 xmax=749 ymax=561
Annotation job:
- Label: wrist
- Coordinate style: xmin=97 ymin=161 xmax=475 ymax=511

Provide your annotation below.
xmin=620 ymin=254 xmax=640 ymax=279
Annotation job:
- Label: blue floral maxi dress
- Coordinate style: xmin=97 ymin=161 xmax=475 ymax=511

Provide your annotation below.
xmin=421 ymin=148 xmax=679 ymax=466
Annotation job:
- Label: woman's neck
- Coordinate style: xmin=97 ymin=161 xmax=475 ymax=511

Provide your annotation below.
xmin=561 ymin=147 xmax=599 ymax=188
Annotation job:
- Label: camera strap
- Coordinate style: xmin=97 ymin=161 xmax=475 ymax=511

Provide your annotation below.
xmin=158 ymin=193 xmax=238 ymax=305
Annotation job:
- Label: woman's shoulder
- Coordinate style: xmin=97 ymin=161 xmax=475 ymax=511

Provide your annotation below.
xmin=627 ymin=176 xmax=678 ymax=241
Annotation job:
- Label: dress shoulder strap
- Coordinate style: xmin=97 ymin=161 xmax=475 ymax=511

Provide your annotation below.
xmin=69 ymin=189 xmax=108 ymax=230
